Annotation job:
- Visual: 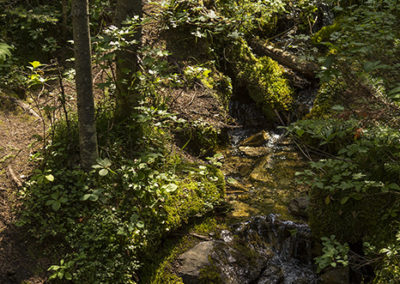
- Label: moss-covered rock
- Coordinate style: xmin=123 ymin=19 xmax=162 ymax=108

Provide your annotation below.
xmin=164 ymin=165 xmax=225 ymax=231
xmin=176 ymin=119 xmax=222 ymax=157
xmin=226 ymin=39 xmax=293 ymax=120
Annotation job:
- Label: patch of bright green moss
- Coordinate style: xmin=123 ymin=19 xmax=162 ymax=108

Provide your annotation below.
xmin=164 ymin=165 xmax=225 ymax=231
xmin=227 ymin=39 xmax=293 ymax=120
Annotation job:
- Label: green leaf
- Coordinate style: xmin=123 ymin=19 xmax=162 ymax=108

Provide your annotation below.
xmin=325 ymin=195 xmax=331 ymax=205
xmin=89 ymin=194 xmax=99 ymax=202
xmin=99 ymin=169 xmax=109 ymax=176
xmin=52 ymin=201 xmax=61 ymax=211
xmin=29 ymin=61 xmax=41 ymax=69
xmin=163 ymin=183 xmax=178 ymax=193
xmin=340 ymin=196 xmax=350 ymax=205
xmin=82 ymin=194 xmax=91 ymax=201
xmin=387 ymin=183 xmax=400 ymax=191
xmin=45 ymin=174 xmax=55 ymax=182
xmin=331 ymin=105 xmax=345 ymax=112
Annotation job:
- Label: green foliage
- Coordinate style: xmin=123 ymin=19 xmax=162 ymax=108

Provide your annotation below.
xmin=291 ymin=121 xmax=400 ymax=243
xmin=315 ymin=235 xmax=349 ymax=273
xmin=0 ymin=42 xmax=12 ymax=64
xmin=316 ymin=0 xmax=400 ymax=102
xmin=285 ymin=118 xmax=359 ymax=154
xmin=371 ymin=228 xmax=400 ymax=283
xmin=0 ymin=4 xmax=60 ymax=59
xmin=19 ymin=106 xmax=225 ymax=283
xmin=176 ymin=118 xmax=222 ymax=157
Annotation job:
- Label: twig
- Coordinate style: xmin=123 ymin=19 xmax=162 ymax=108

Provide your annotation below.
xmin=7 ymin=165 xmax=23 ymax=188
xmin=189 ymin=232 xmax=211 ymax=241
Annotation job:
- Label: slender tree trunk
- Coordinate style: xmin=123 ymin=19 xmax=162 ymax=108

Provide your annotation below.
xmin=62 ymin=0 xmax=69 ymax=37
xmin=114 ymin=0 xmax=142 ymax=120
xmin=72 ymin=0 xmax=99 ymax=170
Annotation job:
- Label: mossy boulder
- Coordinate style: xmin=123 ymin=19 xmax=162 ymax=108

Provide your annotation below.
xmin=226 ymin=39 xmax=293 ymax=121
xmin=164 ymin=165 xmax=225 ymax=231
xmin=176 ymin=119 xmax=222 ymax=157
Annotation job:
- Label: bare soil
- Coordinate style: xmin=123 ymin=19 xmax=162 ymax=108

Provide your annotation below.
xmin=0 ymin=99 xmax=49 ymax=283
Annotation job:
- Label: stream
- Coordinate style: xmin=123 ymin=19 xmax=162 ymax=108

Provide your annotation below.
xmin=177 ymin=98 xmax=320 ymax=283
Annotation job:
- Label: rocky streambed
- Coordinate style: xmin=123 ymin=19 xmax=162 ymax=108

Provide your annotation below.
xmin=174 ymin=98 xmax=321 ymax=283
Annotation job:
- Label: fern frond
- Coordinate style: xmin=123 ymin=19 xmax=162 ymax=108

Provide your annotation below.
xmin=0 ymin=42 xmax=12 ymax=63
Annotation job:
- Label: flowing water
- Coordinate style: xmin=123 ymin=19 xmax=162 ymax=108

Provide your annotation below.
xmin=215 ymin=98 xmax=319 ymax=283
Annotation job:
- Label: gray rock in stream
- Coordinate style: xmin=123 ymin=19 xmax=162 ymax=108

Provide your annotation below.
xmin=288 ymin=196 xmax=310 ymax=218
xmin=176 ymin=215 xmax=319 ymax=284
xmin=177 ymin=240 xmax=271 ymax=284
xmin=177 ymin=241 xmax=215 ymax=283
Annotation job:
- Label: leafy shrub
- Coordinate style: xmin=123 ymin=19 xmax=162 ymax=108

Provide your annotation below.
xmin=315 ymin=235 xmax=349 ymax=273
xmin=316 ymin=0 xmax=400 ymax=102
xmin=285 ymin=118 xmax=359 ymax=154
xmin=19 ymin=107 xmax=225 ymax=282
xmin=293 ymin=123 xmax=400 ymax=244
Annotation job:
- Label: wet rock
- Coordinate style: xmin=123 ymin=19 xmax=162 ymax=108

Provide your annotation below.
xmin=177 ymin=240 xmax=269 ymax=284
xmin=229 ymin=200 xmax=260 ymax=218
xmin=210 ymin=241 xmax=270 ymax=284
xmin=257 ymin=265 xmax=284 ymax=284
xmin=249 ymin=155 xmax=273 ymax=183
xmin=320 ymin=267 xmax=349 ymax=284
xmin=177 ymin=241 xmax=215 ymax=283
xmin=220 ymin=230 xmax=233 ymax=243
xmin=239 ymin=146 xmax=270 ymax=157
xmin=226 ymin=177 xmax=249 ymax=192
xmin=240 ymin=131 xmax=270 ymax=147
xmin=288 ymin=196 xmax=309 ymax=218
xmin=239 ymin=164 xmax=253 ymax=177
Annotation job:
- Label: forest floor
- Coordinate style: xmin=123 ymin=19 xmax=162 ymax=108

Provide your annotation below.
xmin=0 ymin=76 xmax=230 ymax=284
xmin=0 ymin=98 xmax=50 ymax=283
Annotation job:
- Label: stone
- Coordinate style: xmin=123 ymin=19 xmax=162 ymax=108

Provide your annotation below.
xmin=320 ymin=267 xmax=350 ymax=284
xmin=220 ymin=230 xmax=233 ymax=243
xmin=249 ymin=155 xmax=273 ymax=184
xmin=240 ymin=131 xmax=270 ymax=147
xmin=257 ymin=265 xmax=284 ymax=284
xmin=239 ymin=164 xmax=253 ymax=177
xmin=226 ymin=177 xmax=249 ymax=192
xmin=288 ymin=196 xmax=310 ymax=218
xmin=177 ymin=241 xmax=214 ymax=283
xmin=238 ymin=146 xmax=270 ymax=157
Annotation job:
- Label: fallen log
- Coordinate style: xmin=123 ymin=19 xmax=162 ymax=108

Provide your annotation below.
xmin=1 ymin=95 xmax=41 ymax=119
xmin=250 ymin=38 xmax=319 ymax=80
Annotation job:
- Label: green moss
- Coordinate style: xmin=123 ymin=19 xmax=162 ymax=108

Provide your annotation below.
xmin=212 ymin=70 xmax=233 ymax=110
xmin=164 ymin=165 xmax=225 ymax=231
xmin=199 ymin=259 xmax=223 ymax=284
xmin=311 ymin=22 xmax=340 ymax=47
xmin=177 ymin=119 xmax=221 ymax=157
xmin=141 ymin=216 xmax=228 ymax=283
xmin=307 ymin=80 xmax=346 ymax=119
xmin=227 ymin=39 xmax=293 ymax=120
xmin=141 ymin=235 xmax=195 ymax=284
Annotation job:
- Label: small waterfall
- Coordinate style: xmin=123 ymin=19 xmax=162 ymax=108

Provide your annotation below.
xmin=233 ymin=215 xmax=318 ymax=284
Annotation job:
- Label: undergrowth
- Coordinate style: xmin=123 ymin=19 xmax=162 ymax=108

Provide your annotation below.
xmin=17 ymin=106 xmax=225 ymax=283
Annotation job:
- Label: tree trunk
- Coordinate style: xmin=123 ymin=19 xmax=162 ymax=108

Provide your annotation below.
xmin=114 ymin=0 xmax=142 ymax=120
xmin=72 ymin=0 xmax=99 ymax=170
